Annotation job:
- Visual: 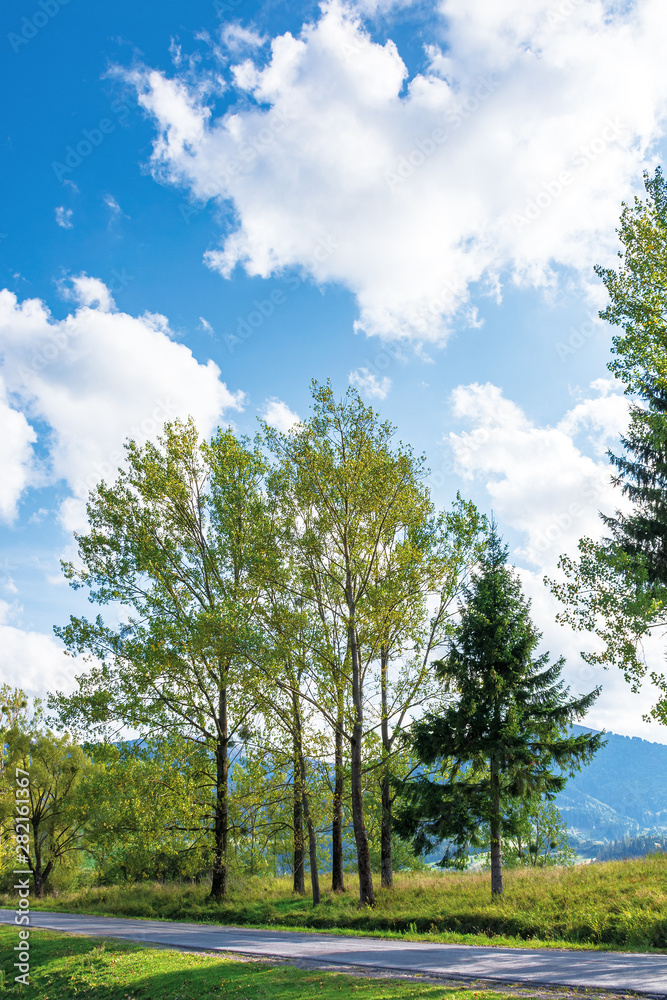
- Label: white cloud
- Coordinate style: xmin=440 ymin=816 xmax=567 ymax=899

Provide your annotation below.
xmin=222 ymin=23 xmax=267 ymax=52
xmin=0 ymin=600 xmax=79 ymax=698
xmin=104 ymin=193 xmax=125 ymax=217
xmin=352 ymin=0 xmax=419 ymax=12
xmin=0 ymin=278 xmax=245 ymax=529
xmin=516 ymin=564 xmax=665 ymax=742
xmin=199 ymin=316 xmax=214 ymax=336
xmin=55 ymin=206 xmax=73 ymax=229
xmin=0 ymin=375 xmax=36 ymax=523
xmin=260 ymin=397 xmax=301 ymax=433
xmin=448 ymin=380 xmax=630 ymax=566
xmin=445 ymin=380 xmax=667 ymax=740
xmin=126 ymin=0 xmax=667 ymax=342
xmin=349 ymin=366 xmax=392 ymax=399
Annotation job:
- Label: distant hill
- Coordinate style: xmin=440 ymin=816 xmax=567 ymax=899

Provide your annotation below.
xmin=556 ymin=725 xmax=667 ymax=851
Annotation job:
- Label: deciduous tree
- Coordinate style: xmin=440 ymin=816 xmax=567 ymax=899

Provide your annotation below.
xmin=53 ymin=420 xmax=277 ymax=898
xmin=264 ymin=382 xmax=432 ymax=906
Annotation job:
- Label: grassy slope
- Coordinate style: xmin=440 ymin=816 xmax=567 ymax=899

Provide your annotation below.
xmin=0 ymin=927 xmax=520 ymax=999
xmin=2 ymin=855 xmax=666 ymax=952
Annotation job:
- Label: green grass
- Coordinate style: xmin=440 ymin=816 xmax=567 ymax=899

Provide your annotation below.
xmin=0 ymin=926 xmax=520 ymax=999
xmin=2 ymin=854 xmax=666 ymax=953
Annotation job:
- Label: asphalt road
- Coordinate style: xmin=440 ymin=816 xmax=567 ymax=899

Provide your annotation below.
xmin=1 ymin=910 xmax=666 ymax=996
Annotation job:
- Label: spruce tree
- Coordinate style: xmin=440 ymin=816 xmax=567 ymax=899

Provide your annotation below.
xmin=548 ymin=169 xmax=667 ymax=726
xmin=596 ymin=165 xmax=667 ymax=585
xmin=602 ymin=382 xmax=667 ymax=584
xmin=395 ymin=525 xmax=603 ymax=897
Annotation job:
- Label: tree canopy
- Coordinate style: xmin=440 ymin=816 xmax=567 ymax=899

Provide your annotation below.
xmin=549 ymin=168 xmax=667 ymax=727
xmin=396 ymin=525 xmax=603 ymax=897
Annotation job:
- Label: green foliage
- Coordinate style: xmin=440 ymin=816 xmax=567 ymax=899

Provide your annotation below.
xmin=595 ymin=834 xmax=667 ymax=861
xmin=502 ymin=800 xmax=576 ymax=869
xmin=263 ymin=379 xmax=439 ymax=905
xmin=82 ymin=735 xmax=212 ymax=884
xmin=0 ymin=689 xmax=92 ymax=896
xmin=395 ymin=525 xmax=602 ymax=895
xmin=549 ymin=168 xmax=667 ymax=727
xmin=51 ymin=419 xmax=278 ymax=897
xmin=596 ymin=167 xmax=667 ymax=395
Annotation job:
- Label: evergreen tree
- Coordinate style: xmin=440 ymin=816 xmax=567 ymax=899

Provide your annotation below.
xmin=549 ymin=168 xmax=667 ymax=726
xmin=601 ymin=382 xmax=667 ymax=586
xmin=395 ymin=525 xmax=603 ymax=897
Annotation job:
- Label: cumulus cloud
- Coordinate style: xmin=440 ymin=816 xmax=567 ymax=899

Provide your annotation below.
xmin=55 ymin=206 xmax=73 ymax=229
xmin=448 ymin=380 xmax=630 ymax=566
xmin=0 ymin=376 xmax=36 ymax=523
xmin=0 ymin=277 xmax=245 ymax=529
xmin=349 ymin=366 xmax=392 ymax=399
xmin=0 ymin=600 xmax=79 ymax=697
xmin=444 ymin=380 xmax=667 ymax=738
xmin=260 ymin=397 xmax=301 ymax=433
xmin=125 ymin=0 xmax=667 ymax=341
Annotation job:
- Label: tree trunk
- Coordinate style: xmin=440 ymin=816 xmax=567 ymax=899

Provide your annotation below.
xmin=210 ymin=685 xmax=229 ymax=900
xmin=30 ymin=830 xmax=52 ymax=899
xmin=348 ymin=613 xmax=375 ymax=907
xmin=331 ymin=686 xmax=345 ymax=893
xmin=299 ymin=757 xmax=321 ymax=906
xmin=489 ymin=754 xmax=504 ymax=898
xmin=380 ymin=772 xmax=393 ymax=889
xmin=33 ymin=869 xmax=44 ymax=898
xmin=380 ymin=647 xmax=393 ymax=889
xmin=292 ymin=729 xmax=306 ymax=895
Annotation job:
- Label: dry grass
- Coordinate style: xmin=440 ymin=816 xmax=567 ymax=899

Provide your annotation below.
xmin=2 ymin=854 xmax=665 ymax=952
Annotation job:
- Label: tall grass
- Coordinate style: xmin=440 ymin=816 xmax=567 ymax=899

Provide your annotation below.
xmin=2 ymin=854 xmax=665 ymax=951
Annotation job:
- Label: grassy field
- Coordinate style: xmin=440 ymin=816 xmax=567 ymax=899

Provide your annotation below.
xmin=3 ymin=854 xmax=666 ymax=952
xmin=0 ymin=926 xmax=521 ymax=999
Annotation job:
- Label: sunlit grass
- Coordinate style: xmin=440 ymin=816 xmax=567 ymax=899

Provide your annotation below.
xmin=1 ymin=854 xmax=665 ymax=952
xmin=0 ymin=926 xmax=522 ymax=999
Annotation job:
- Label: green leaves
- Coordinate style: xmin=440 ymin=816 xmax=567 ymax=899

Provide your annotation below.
xmin=395 ymin=524 xmax=603 ymax=886
xmin=597 ymin=168 xmax=667 ymax=396
xmin=547 ymin=168 xmax=667 ymax=728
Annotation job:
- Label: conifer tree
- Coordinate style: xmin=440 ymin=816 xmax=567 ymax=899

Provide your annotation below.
xmin=395 ymin=525 xmax=603 ymax=897
xmin=550 ymin=168 xmax=667 ymax=726
xmin=602 ymin=383 xmax=667 ymax=585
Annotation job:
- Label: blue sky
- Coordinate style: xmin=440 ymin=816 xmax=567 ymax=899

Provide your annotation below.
xmin=2 ymin=0 xmax=667 ymax=741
